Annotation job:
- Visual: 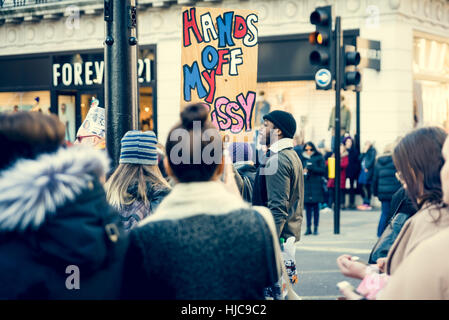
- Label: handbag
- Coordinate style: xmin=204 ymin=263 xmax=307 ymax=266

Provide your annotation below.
xmin=254 ymin=207 xmax=301 ymax=300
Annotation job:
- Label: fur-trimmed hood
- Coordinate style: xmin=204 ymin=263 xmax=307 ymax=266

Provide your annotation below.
xmin=0 ymin=145 xmax=109 ymax=232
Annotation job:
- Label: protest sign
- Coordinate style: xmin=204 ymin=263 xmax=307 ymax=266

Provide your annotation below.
xmin=74 ymin=97 xmax=106 ymax=149
xmin=181 ymin=7 xmax=259 ymax=135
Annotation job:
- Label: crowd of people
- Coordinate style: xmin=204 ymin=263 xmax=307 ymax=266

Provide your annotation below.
xmin=0 ymin=105 xmax=448 ymax=300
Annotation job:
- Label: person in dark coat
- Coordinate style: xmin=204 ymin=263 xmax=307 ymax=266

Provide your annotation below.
xmin=357 ymin=141 xmax=377 ymax=210
xmin=0 ymin=112 xmax=127 ymax=299
xmin=229 ymin=142 xmax=257 ymax=203
xmin=253 ymin=110 xmax=304 ymax=241
xmin=368 ymin=187 xmax=417 ymax=264
xmin=372 ymin=144 xmax=402 ymax=237
xmin=344 ymin=137 xmax=361 ymax=209
xmin=300 ymin=142 xmax=326 ymax=235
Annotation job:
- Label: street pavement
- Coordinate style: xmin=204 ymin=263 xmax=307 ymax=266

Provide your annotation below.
xmin=292 ymin=207 xmax=381 ymax=300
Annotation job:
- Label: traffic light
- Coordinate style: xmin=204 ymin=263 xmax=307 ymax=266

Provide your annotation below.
xmin=309 ymin=5 xmax=333 ymax=90
xmin=342 ymin=45 xmax=361 ymax=90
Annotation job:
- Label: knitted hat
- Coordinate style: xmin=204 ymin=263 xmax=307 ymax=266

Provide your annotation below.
xmin=228 ymin=142 xmax=254 ymax=163
xmin=119 ymin=130 xmax=158 ymax=165
xmin=263 ymin=110 xmax=297 ymax=139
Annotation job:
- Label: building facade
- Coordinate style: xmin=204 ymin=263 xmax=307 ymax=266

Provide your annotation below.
xmin=0 ymin=0 xmax=448 ymax=153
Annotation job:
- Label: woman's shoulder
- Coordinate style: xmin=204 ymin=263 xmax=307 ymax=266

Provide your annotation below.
xmin=411 ymin=204 xmax=449 ymax=223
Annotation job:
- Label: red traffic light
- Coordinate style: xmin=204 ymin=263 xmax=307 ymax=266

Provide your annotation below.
xmin=310 ymin=8 xmax=330 ymax=25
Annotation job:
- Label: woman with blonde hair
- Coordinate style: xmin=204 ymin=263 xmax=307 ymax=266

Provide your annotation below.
xmin=105 ymin=130 xmax=171 ymax=231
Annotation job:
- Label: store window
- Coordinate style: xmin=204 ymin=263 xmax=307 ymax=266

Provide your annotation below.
xmin=138 ymin=47 xmax=156 ymax=132
xmin=413 ymin=34 xmax=449 ymax=130
xmin=0 ymin=91 xmax=51 ymax=113
xmin=256 ymin=81 xmax=350 ymax=149
xmin=140 ymin=87 xmax=153 ymax=131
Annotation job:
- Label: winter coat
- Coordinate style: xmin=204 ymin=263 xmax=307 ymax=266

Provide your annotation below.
xmin=358 ymin=146 xmax=377 ymax=185
xmin=378 ymin=227 xmax=449 ymax=300
xmin=368 ymin=187 xmax=417 ymax=264
xmin=120 ymin=181 xmax=279 ymax=299
xmin=252 ymin=139 xmax=304 ymax=242
xmin=386 ymin=203 xmax=449 ymax=276
xmin=346 ymin=145 xmax=361 ymax=180
xmin=327 ymin=153 xmax=349 ymax=189
xmin=372 ymin=155 xmax=401 ymax=201
xmin=0 ymin=146 xmax=128 ymax=299
xmin=300 ymin=151 xmax=326 ymax=204
xmin=234 ymin=162 xmax=257 ymax=203
xmin=118 ymin=182 xmax=170 ymax=231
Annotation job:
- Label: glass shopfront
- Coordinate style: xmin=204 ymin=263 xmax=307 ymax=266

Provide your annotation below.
xmin=413 ymin=33 xmax=449 ymax=130
xmin=0 ymin=45 xmax=157 ymax=142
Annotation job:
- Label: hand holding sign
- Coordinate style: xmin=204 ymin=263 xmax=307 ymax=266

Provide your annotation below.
xmin=74 ymin=97 xmax=106 ymax=149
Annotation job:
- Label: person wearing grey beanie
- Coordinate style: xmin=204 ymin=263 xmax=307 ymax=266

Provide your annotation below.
xmin=105 ymin=130 xmax=171 ymax=231
xmin=253 ymin=110 xmax=305 ymax=242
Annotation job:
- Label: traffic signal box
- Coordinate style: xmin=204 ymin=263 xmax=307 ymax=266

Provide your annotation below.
xmin=342 ymin=45 xmax=361 ymax=91
xmin=309 ymin=5 xmax=333 ymax=90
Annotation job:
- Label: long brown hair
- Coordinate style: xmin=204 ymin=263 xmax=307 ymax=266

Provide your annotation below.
xmin=393 ymin=127 xmax=447 ymax=209
xmin=105 ymin=163 xmax=170 ymax=209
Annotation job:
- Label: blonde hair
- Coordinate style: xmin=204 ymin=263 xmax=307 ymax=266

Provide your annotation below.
xmin=105 ymin=163 xmax=170 ymax=209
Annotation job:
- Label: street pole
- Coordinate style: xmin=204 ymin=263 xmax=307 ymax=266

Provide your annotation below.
xmin=356 ymin=91 xmax=361 ymax=154
xmin=104 ymin=0 xmax=140 ymax=171
xmin=334 ymin=16 xmax=341 ymax=234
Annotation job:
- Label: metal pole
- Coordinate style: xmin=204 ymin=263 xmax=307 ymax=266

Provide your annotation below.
xmin=104 ymin=0 xmax=140 ymax=171
xmin=334 ymin=16 xmax=341 ymax=235
xmin=356 ymin=91 xmax=361 ymax=154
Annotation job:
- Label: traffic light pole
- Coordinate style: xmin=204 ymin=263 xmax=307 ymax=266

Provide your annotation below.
xmin=334 ymin=16 xmax=342 ymax=235
xmin=356 ymin=91 xmax=361 ymax=154
xmin=104 ymin=0 xmax=140 ymax=171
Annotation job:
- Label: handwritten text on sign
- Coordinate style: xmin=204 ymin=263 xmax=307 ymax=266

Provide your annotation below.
xmin=181 ymin=7 xmax=259 ymax=134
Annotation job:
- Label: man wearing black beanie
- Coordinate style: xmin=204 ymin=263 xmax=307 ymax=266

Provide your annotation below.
xmin=253 ymin=110 xmax=304 ymax=242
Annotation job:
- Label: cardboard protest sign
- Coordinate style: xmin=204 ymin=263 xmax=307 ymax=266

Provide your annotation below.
xmin=76 ymin=98 xmax=105 ymax=139
xmin=181 ymin=7 xmax=259 ymax=135
xmin=74 ymin=97 xmax=106 ymax=149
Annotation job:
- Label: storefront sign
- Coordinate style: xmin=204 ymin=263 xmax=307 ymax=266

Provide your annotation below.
xmin=52 ymin=58 xmax=153 ymax=87
xmin=357 ymin=38 xmax=381 ymax=71
xmin=181 ymin=7 xmax=259 ymax=134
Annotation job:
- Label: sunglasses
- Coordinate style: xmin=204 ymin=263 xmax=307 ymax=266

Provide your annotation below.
xmin=305 ymin=148 xmax=313 ymax=151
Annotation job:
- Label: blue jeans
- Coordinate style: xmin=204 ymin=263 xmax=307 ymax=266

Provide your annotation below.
xmin=377 ymin=201 xmax=391 ymax=237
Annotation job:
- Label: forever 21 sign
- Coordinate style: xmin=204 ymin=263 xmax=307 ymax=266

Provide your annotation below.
xmin=52 ymin=58 xmax=152 ymax=87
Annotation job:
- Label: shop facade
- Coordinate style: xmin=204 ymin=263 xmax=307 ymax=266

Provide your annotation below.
xmin=0 ymin=0 xmax=448 ymax=152
xmin=0 ymin=46 xmax=156 ymax=141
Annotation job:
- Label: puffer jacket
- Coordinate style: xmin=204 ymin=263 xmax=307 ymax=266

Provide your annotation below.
xmin=372 ymin=154 xmax=401 ymax=201
xmin=0 ymin=146 xmax=128 ymax=299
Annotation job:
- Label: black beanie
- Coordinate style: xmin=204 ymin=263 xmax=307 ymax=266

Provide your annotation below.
xmin=263 ymin=110 xmax=297 ymax=139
